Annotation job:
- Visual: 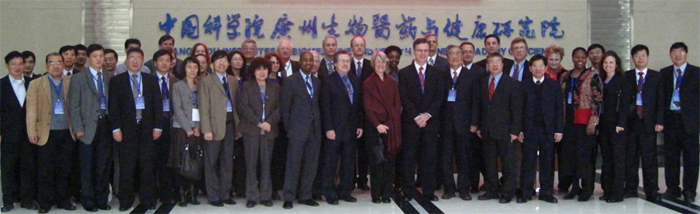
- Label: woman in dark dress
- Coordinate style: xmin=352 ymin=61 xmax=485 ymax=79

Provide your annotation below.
xmin=363 ymin=51 xmax=402 ymax=203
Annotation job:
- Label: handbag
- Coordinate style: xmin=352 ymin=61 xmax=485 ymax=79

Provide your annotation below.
xmin=372 ymin=134 xmax=387 ymax=165
xmin=179 ymin=137 xmax=204 ymax=180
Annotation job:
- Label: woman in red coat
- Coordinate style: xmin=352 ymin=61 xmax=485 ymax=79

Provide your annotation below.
xmin=363 ymin=51 xmax=402 ymax=203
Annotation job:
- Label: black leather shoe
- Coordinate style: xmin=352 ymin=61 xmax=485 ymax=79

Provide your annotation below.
xmin=298 ymin=199 xmax=319 ymax=207
xmin=563 ymin=192 xmax=577 ymax=200
xmin=208 ymin=201 xmax=223 ymax=207
xmin=624 ymin=192 xmax=639 ymax=198
xmin=478 ymin=194 xmax=497 ymax=200
xmin=645 ymin=192 xmax=662 ymax=202
xmin=341 ymin=196 xmax=357 ymax=202
xmin=381 ymin=197 xmax=391 ymax=203
xmin=427 ymin=195 xmax=439 ymax=201
xmin=662 ymin=191 xmax=681 ymax=199
xmin=442 ymin=192 xmax=455 ymax=200
xmin=222 ymin=199 xmax=236 ymax=205
xmin=459 ymin=193 xmax=472 ymax=201
xmin=311 ymin=194 xmax=323 ymax=201
xmin=84 ymin=206 xmax=98 ymax=212
xmin=558 ymin=188 xmax=569 ymax=194
xmin=38 ymin=208 xmax=50 ymax=213
xmin=470 ymin=187 xmax=480 ymax=194
xmin=606 ymin=198 xmax=624 ymax=203
xmin=371 ymin=198 xmax=381 ymax=204
xmin=261 ymin=200 xmax=273 ymax=207
xmin=684 ymin=193 xmax=696 ymax=203
xmin=539 ymin=195 xmax=559 ymax=203
xmin=20 ymin=203 xmax=38 ymax=210
xmin=1 ymin=203 xmax=14 ymax=213
xmin=327 ymin=199 xmax=339 ymax=205
xmin=58 ymin=202 xmax=76 ymax=210
xmin=358 ymin=183 xmax=370 ymax=191
xmin=577 ymin=196 xmax=590 ymax=202
xmin=499 ymin=196 xmax=512 ymax=204
xmin=118 ymin=205 xmax=132 ymax=211
xmin=245 ymin=201 xmax=256 ymax=208
xmin=96 ymin=204 xmax=111 ymax=210
xmin=283 ymin=201 xmax=293 ymax=209
xmin=599 ymin=195 xmax=608 ymax=201
xmin=516 ymin=197 xmax=527 ymax=203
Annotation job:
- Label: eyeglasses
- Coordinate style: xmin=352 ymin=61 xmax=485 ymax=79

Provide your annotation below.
xmin=488 ymin=60 xmax=502 ymax=64
xmin=128 ymin=57 xmax=143 ymax=62
xmin=48 ymin=62 xmax=63 ymax=66
xmin=447 ymin=52 xmax=463 ymax=57
xmin=336 ymin=59 xmax=352 ymax=64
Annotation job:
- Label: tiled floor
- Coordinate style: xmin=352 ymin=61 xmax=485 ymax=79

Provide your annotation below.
xmin=3 ymin=169 xmax=697 ymax=214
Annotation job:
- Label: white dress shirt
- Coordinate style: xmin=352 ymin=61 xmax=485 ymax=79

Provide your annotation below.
xmin=10 ymin=76 xmax=26 ymax=107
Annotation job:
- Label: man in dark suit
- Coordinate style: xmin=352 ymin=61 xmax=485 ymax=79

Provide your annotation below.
xmin=21 ymin=51 xmax=41 ymax=79
xmin=624 ymin=44 xmax=664 ymax=202
xmin=280 ymin=51 xmax=323 ymax=209
xmin=660 ymin=42 xmax=699 ymax=203
xmin=474 ymin=34 xmax=514 ymax=72
xmin=319 ymin=35 xmax=338 ymax=78
xmin=439 ymin=45 xmax=480 ymax=201
xmin=320 ymin=50 xmax=364 ymax=204
xmin=1 ymin=51 xmax=37 ymax=212
xmin=348 ymin=35 xmax=372 ymax=191
xmin=517 ymin=54 xmax=563 ymax=204
xmin=109 ymin=48 xmax=164 ymax=211
xmin=68 ymin=44 xmax=113 ymax=212
xmin=425 ymin=33 xmax=449 ymax=72
xmin=508 ymin=37 xmax=533 ymax=82
xmin=277 ymin=40 xmax=301 ymax=79
xmin=152 ymin=49 xmax=179 ymax=203
xmin=460 ymin=42 xmax=489 ymax=193
xmin=476 ymin=53 xmax=523 ymax=204
xmin=398 ymin=38 xmax=444 ymax=202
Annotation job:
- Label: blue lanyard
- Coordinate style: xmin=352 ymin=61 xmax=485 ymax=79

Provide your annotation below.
xmin=191 ymin=90 xmax=198 ymax=107
xmin=90 ymin=72 xmax=105 ymax=95
xmin=49 ymin=77 xmax=63 ymax=99
xmin=261 ymin=89 xmax=267 ymax=105
xmin=675 ymin=70 xmax=684 ymax=89
xmin=129 ymin=73 xmax=142 ymax=96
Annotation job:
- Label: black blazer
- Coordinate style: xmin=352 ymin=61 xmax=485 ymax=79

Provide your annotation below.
xmin=237 ymin=80 xmax=281 ymax=138
xmin=441 ymin=66 xmax=481 ymax=135
xmin=478 ymin=74 xmax=523 ymax=141
xmin=350 ymin=58 xmax=374 ymax=82
xmin=109 ymin=72 xmax=164 ymax=133
xmin=279 ymin=60 xmax=301 ymax=79
xmin=661 ymin=63 xmax=700 ymax=133
xmin=280 ymin=72 xmax=322 ymax=142
xmin=523 ymin=77 xmax=564 ymax=136
xmin=432 ymin=56 xmax=449 ymax=73
xmin=318 ymin=58 xmax=334 ymax=82
xmin=0 ymin=76 xmax=31 ymax=143
xmin=509 ymin=60 xmax=533 ymax=82
xmin=600 ymin=74 xmax=631 ymax=128
xmin=475 ymin=57 xmax=514 ymax=74
xmin=321 ymin=72 xmax=364 ymax=141
xmin=625 ymin=69 xmax=665 ymax=132
xmin=398 ymin=63 xmax=444 ymax=132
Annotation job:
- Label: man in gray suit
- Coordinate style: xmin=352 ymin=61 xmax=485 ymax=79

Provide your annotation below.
xmin=281 ymin=51 xmax=322 ymax=209
xmin=68 ymin=44 xmax=112 ymax=212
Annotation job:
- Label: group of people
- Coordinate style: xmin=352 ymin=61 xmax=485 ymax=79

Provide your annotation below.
xmin=1 ymin=32 xmax=698 ymax=213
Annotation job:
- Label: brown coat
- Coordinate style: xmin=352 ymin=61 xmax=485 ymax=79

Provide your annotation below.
xmin=26 ymin=75 xmax=75 ymax=146
xmin=237 ymin=80 xmax=281 ymax=138
xmin=198 ymin=73 xmax=240 ymax=141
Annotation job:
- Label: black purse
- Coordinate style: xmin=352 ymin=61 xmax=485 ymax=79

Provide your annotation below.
xmin=179 ymin=137 xmax=204 ymax=180
xmin=372 ymin=134 xmax=387 ymax=165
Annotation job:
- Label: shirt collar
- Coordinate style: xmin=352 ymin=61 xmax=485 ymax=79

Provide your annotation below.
xmin=215 ymin=72 xmax=227 ymax=82
xmin=451 ymin=67 xmax=463 ymax=76
xmin=156 ymin=71 xmax=169 ymax=80
xmin=10 ymin=75 xmax=25 ymax=83
xmin=464 ymin=62 xmax=473 ymax=70
xmin=89 ymin=66 xmax=102 ymax=77
xmin=533 ymin=76 xmax=544 ymax=83
xmin=414 ymin=61 xmax=427 ymax=72
xmin=635 ymin=67 xmax=648 ymax=78
xmin=300 ymin=71 xmax=311 ymax=80
xmin=674 ymin=62 xmax=688 ymax=73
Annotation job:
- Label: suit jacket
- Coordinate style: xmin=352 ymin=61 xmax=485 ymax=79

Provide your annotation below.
xmin=26 ymin=75 xmax=75 ymax=145
xmin=478 ymin=74 xmax=523 ymax=141
xmin=0 ymin=76 xmax=32 ymax=144
xmin=155 ymin=72 xmax=179 ymax=117
xmin=321 ymin=72 xmax=364 ymax=141
xmin=625 ymin=69 xmax=665 ymax=132
xmin=279 ymin=60 xmax=301 ymax=79
xmin=109 ymin=71 xmax=164 ymax=134
xmin=198 ymin=73 xmax=240 ymax=141
xmin=69 ymin=69 xmax=111 ymax=144
xmin=237 ymin=80 xmax=281 ymax=138
xmin=145 ymin=59 xmax=184 ymax=79
xmin=350 ymin=58 xmax=374 ymax=82
xmin=280 ymin=72 xmax=322 ymax=142
xmin=318 ymin=58 xmax=334 ymax=82
xmin=522 ymin=77 xmax=564 ymax=136
xmin=442 ymin=66 xmax=481 ymax=135
xmin=171 ymin=80 xmax=199 ymax=130
xmin=398 ymin=63 xmax=444 ymax=132
xmin=661 ymin=63 xmax=700 ymax=133
xmin=506 ymin=60 xmax=533 ymax=82
xmin=431 ymin=55 xmax=449 ymax=74
xmin=601 ymin=74 xmax=631 ymax=128
xmin=475 ymin=57 xmax=514 ymax=73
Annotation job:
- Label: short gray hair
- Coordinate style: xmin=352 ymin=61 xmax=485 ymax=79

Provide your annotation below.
xmin=371 ymin=51 xmax=388 ymax=68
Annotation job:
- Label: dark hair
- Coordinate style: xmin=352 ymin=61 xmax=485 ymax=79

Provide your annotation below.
xmin=227 ymin=50 xmax=248 ymax=77
xmin=45 ymin=52 xmax=63 ymax=64
xmin=631 ymin=44 xmax=649 ymax=56
xmin=152 ymin=49 xmax=172 ymax=62
xmin=571 ymin=47 xmax=587 ymax=56
xmin=5 ymin=51 xmax=24 ymax=64
xmin=21 ymin=51 xmax=36 ymax=61
xmin=124 ymin=38 xmax=141 ymax=49
xmin=587 ymin=44 xmax=605 ymax=53
xmin=459 ymin=42 xmax=475 ymax=51
xmin=74 ymin=44 xmax=87 ymax=52
xmin=190 ymin=43 xmax=210 ymax=59
xmin=248 ymin=57 xmax=272 ymax=78
xmin=670 ymin=42 xmax=688 ymax=53
xmin=333 ymin=50 xmax=352 ymax=64
xmin=413 ymin=38 xmax=428 ymax=49
xmin=86 ymin=44 xmax=105 ymax=56
xmin=484 ymin=34 xmax=500 ymax=44
xmin=384 ymin=45 xmax=402 ymax=55
xmin=59 ymin=45 xmax=76 ymax=55
xmin=158 ymin=35 xmax=175 ymax=46
xmin=263 ymin=52 xmax=282 ymax=72
xmin=211 ymin=50 xmax=228 ymax=63
xmin=600 ymin=51 xmax=624 ymax=81
xmin=181 ymin=56 xmax=201 ymax=76
xmin=486 ymin=53 xmax=503 ymax=61
xmin=529 ymin=54 xmax=547 ymax=67
xmin=104 ymin=49 xmax=118 ymax=61
xmin=126 ymin=48 xmax=144 ymax=58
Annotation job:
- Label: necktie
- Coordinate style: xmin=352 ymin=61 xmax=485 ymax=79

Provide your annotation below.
xmin=488 ymin=77 xmax=495 ymax=101
xmin=452 ymin=70 xmax=458 ymax=84
xmin=512 ymin=63 xmax=520 ymax=79
xmin=343 ymin=75 xmax=353 ymax=103
xmin=356 ymin=61 xmax=362 ymax=77
xmin=675 ymin=68 xmax=682 ymax=89
xmin=222 ymin=76 xmax=229 ymax=97
xmin=536 ymin=80 xmax=541 ymax=85
xmin=97 ymin=72 xmax=106 ymax=115
xmin=637 ymin=72 xmax=644 ymax=118
xmin=429 ymin=58 xmax=435 ymax=66
xmin=419 ymin=66 xmax=425 ymax=93
xmin=161 ymin=76 xmax=169 ymax=99
xmin=131 ymin=74 xmax=142 ymax=120
xmin=305 ymin=75 xmax=314 ymax=97
xmin=67 ymin=72 xmax=72 ymax=77
xmin=327 ymin=63 xmax=333 ymax=74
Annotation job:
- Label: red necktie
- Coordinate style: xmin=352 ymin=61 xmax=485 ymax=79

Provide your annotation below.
xmin=637 ymin=72 xmax=644 ymax=118
xmin=419 ymin=67 xmax=425 ymax=92
xmin=488 ymin=77 xmax=495 ymax=101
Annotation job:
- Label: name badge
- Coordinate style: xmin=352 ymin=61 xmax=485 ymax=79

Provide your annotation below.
xmin=54 ymin=100 xmax=64 ymax=115
xmin=636 ymin=92 xmax=643 ymax=106
xmin=192 ymin=108 xmax=200 ymax=122
xmin=163 ymin=98 xmax=170 ymax=112
xmin=135 ymin=96 xmax=145 ymax=110
xmin=671 ymin=89 xmax=681 ymax=110
xmin=447 ymin=90 xmax=457 ymax=102
xmin=99 ymin=96 xmax=107 ymax=110
xmin=567 ymin=92 xmax=573 ymax=104
xmin=226 ymin=100 xmax=233 ymax=112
